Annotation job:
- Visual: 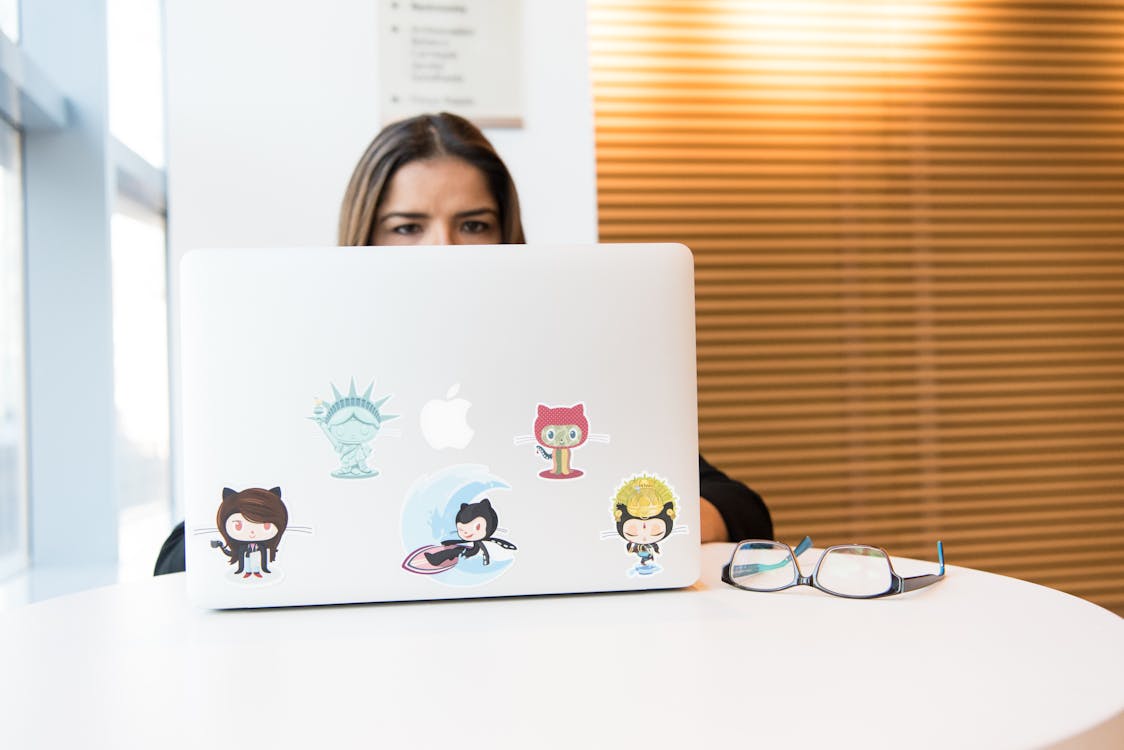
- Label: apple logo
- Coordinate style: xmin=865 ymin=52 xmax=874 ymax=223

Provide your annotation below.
xmin=420 ymin=383 xmax=474 ymax=450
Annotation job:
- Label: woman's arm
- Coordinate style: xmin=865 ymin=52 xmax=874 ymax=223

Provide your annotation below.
xmin=698 ymin=454 xmax=774 ymax=542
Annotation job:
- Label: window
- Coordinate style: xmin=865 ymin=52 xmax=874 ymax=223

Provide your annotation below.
xmin=108 ymin=0 xmax=164 ymax=167
xmin=0 ymin=119 xmax=25 ymax=580
xmin=108 ymin=0 xmax=170 ymax=581
xmin=0 ymin=0 xmax=18 ymax=43
xmin=111 ymin=207 xmax=170 ymax=581
xmin=0 ymin=0 xmax=169 ymax=603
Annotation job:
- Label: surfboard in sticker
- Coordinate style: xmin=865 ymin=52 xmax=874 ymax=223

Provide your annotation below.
xmin=401 ymin=543 xmax=465 ymax=574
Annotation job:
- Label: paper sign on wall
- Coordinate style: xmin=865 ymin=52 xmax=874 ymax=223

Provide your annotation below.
xmin=378 ymin=0 xmax=524 ymax=128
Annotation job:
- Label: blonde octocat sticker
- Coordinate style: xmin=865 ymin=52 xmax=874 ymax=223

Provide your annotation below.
xmin=604 ymin=474 xmax=687 ymax=577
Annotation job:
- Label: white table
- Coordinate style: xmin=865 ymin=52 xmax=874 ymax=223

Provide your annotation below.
xmin=1 ymin=545 xmax=1121 ymax=749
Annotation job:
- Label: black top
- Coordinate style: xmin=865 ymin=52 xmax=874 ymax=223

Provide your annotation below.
xmin=154 ymin=454 xmax=773 ymax=576
xmin=699 ymin=454 xmax=773 ymax=542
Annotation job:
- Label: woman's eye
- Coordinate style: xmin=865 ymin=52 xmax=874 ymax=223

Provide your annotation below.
xmin=263 ymin=523 xmax=271 ymax=530
xmin=462 ymin=220 xmax=490 ymax=234
xmin=392 ymin=223 xmax=422 ymax=235
xmin=233 ymin=520 xmax=242 ymax=531
xmin=569 ymin=430 xmax=577 ymax=439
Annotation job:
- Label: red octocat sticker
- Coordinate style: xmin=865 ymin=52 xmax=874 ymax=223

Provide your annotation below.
xmin=513 ymin=402 xmax=610 ymax=480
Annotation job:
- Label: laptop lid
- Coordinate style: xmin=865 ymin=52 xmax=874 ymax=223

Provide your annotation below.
xmin=180 ymin=243 xmax=700 ymax=608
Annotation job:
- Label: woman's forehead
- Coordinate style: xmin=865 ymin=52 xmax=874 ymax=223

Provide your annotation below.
xmin=380 ymin=156 xmax=497 ymax=214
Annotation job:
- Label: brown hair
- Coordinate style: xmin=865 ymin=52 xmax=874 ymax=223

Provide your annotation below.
xmin=216 ymin=487 xmax=289 ymax=563
xmin=338 ymin=112 xmax=526 ymax=246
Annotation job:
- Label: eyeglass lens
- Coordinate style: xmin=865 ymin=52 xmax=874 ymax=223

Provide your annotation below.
xmin=816 ymin=546 xmax=892 ymax=597
xmin=731 ymin=542 xmax=897 ymax=596
xmin=729 ymin=541 xmax=798 ymax=591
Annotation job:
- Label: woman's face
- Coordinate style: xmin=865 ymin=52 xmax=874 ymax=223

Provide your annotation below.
xmin=375 ymin=156 xmax=502 ymax=245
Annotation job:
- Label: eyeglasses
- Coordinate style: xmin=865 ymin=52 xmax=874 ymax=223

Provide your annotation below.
xmin=721 ymin=536 xmax=946 ymax=599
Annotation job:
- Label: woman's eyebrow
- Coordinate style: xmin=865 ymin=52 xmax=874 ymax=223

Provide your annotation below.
xmin=454 ymin=207 xmax=499 ymax=219
xmin=378 ymin=211 xmax=428 ymax=224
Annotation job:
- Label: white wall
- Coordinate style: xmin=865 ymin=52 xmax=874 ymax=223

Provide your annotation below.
xmin=164 ymin=0 xmax=598 ymax=514
xmin=164 ymin=0 xmax=598 ymax=255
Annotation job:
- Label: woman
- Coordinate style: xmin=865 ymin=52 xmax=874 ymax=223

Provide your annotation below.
xmin=155 ymin=112 xmax=771 ymax=575
xmin=337 ymin=112 xmax=772 ymax=545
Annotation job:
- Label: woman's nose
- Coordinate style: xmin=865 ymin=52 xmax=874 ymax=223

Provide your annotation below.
xmin=429 ymin=223 xmax=454 ymax=245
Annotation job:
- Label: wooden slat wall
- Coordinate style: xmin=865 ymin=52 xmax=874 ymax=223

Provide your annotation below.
xmin=589 ymin=0 xmax=1124 ymax=613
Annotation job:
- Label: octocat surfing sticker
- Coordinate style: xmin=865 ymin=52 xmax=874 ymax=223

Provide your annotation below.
xmin=400 ymin=464 xmax=518 ymax=586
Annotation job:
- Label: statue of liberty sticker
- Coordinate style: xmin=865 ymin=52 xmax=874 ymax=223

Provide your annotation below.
xmin=310 ymin=379 xmax=399 ymax=478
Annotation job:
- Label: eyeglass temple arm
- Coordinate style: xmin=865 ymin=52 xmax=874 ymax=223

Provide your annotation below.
xmin=899 ymin=541 xmax=945 ymax=593
xmin=792 ymin=535 xmax=813 ymax=557
xmin=727 ymin=536 xmax=813 ymax=577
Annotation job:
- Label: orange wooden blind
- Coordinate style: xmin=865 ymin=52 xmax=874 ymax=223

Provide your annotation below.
xmin=589 ymin=0 xmax=1124 ymax=613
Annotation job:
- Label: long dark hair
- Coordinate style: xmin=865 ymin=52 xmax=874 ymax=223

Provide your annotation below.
xmin=338 ymin=112 xmax=525 ymax=245
xmin=216 ymin=487 xmax=289 ymax=563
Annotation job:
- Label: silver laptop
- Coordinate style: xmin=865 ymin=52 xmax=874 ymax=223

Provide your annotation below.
xmin=180 ymin=243 xmax=700 ymax=608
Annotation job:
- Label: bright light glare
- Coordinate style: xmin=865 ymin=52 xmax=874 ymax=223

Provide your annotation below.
xmin=0 ymin=0 xmax=18 ymax=42
xmin=724 ymin=1 xmax=952 ymax=95
xmin=0 ymin=121 xmax=25 ymax=577
xmin=110 ymin=211 xmax=169 ymax=456
xmin=108 ymin=0 xmax=165 ymax=166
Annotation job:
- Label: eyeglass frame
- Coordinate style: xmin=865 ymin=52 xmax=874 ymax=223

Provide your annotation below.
xmin=720 ymin=536 xmax=946 ymax=599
